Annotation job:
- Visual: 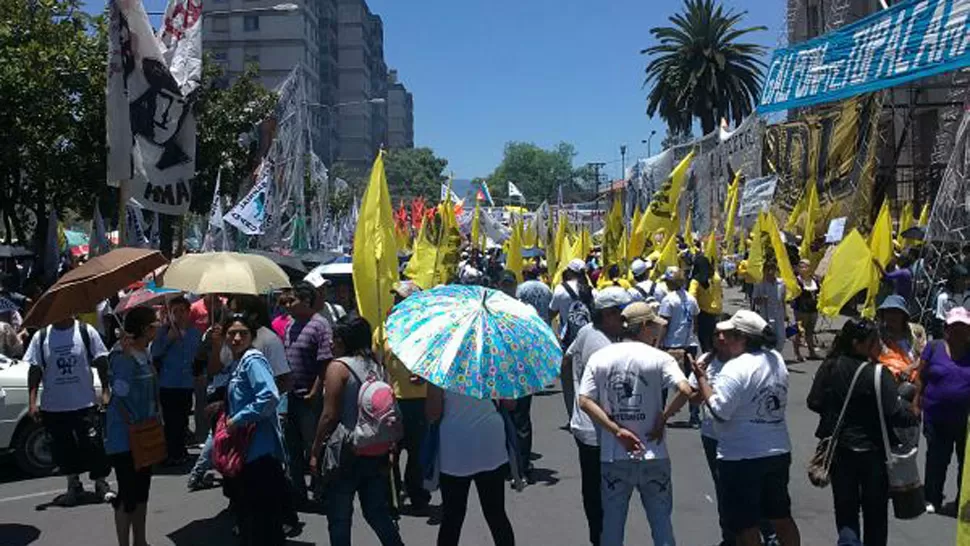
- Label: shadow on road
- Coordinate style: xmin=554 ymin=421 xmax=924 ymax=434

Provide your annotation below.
xmin=0 ymin=523 xmax=41 ymax=545
xmin=528 ymin=466 xmax=559 ymax=486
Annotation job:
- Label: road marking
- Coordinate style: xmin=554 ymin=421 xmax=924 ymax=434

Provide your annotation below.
xmin=0 ymin=481 xmax=116 ymax=504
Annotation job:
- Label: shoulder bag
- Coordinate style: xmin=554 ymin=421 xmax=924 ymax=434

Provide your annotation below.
xmin=116 ymin=353 xmax=167 ymax=470
xmin=807 ymin=362 xmax=867 ymax=488
xmin=875 ymin=364 xmax=926 ymax=519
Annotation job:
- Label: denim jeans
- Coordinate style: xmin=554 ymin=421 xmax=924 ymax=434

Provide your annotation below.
xmin=510 ymin=395 xmax=533 ymax=476
xmin=326 ymin=455 xmax=404 ymax=546
xmin=600 ymin=459 xmax=675 ymax=546
xmin=189 ymin=430 xmax=214 ymax=478
xmin=284 ymin=393 xmax=322 ymax=498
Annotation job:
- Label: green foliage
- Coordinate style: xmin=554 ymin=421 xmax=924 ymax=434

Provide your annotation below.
xmin=384 ymin=147 xmax=448 ymax=202
xmin=661 ymin=129 xmax=695 ymax=150
xmin=642 ymin=0 xmax=767 ymax=134
xmin=487 ymin=142 xmax=578 ymax=204
xmin=0 ymin=0 xmax=107 ymax=244
xmin=193 ymin=59 xmax=277 ymax=213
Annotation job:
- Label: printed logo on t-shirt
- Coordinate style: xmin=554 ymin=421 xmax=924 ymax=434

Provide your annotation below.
xmin=51 ymin=346 xmax=82 ymax=385
xmin=606 ymin=370 xmax=649 ymax=422
xmin=752 ymin=384 xmax=786 ymax=424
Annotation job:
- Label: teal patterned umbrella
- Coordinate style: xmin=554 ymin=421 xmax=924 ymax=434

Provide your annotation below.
xmin=385 ymin=284 xmax=561 ymax=400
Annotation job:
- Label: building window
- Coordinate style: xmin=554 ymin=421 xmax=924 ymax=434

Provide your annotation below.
xmin=244 ymin=53 xmax=260 ymax=66
xmin=243 ymin=15 xmax=259 ymax=31
xmin=211 ymin=17 xmax=229 ymax=32
xmin=212 ymin=50 xmax=228 ymax=62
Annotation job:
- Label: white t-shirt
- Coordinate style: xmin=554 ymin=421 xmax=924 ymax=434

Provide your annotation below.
xmin=659 ymin=289 xmax=699 ymax=348
xmin=439 ymin=392 xmax=508 ymax=477
xmin=707 ymin=350 xmax=792 ymax=460
xmin=628 ymin=280 xmax=667 ymax=303
xmin=550 ymin=280 xmax=583 ymax=337
xmin=936 ymin=291 xmax=969 ymax=320
xmin=689 ymin=355 xmax=728 ymax=439
xmin=579 ymin=341 xmax=685 ymax=463
xmin=24 ymin=322 xmax=109 ymax=412
xmin=565 ymin=324 xmax=612 ymax=446
xmin=219 ymin=326 xmax=290 ymax=378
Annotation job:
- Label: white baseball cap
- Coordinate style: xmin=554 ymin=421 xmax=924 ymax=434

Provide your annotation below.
xmin=567 ymin=259 xmax=587 ymax=273
xmin=594 ymin=286 xmax=632 ymax=310
xmin=630 ymin=259 xmax=649 ymax=276
xmin=716 ymin=310 xmax=768 ymax=336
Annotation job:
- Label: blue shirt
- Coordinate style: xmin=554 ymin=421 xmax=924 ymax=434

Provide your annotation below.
xmin=105 ymin=349 xmax=159 ymax=455
xmin=152 ymin=325 xmax=202 ymax=389
xmin=228 ymin=349 xmax=283 ymax=463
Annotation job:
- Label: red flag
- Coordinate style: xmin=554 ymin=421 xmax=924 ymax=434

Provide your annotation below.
xmin=411 ymin=198 xmax=426 ymax=229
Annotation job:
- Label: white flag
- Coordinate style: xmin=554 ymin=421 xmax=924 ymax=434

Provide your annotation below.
xmin=225 ymin=171 xmax=270 ymax=235
xmin=440 ymin=184 xmax=461 ymax=204
xmin=106 ymin=0 xmax=202 ymax=215
xmin=125 ymin=200 xmax=149 ymax=248
xmin=203 ymin=170 xmax=229 ymax=251
xmin=508 ymin=181 xmax=524 ymax=200
xmin=91 ymin=202 xmax=110 ymax=257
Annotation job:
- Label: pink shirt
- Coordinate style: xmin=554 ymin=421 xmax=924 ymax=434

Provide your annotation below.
xmin=271 ymin=315 xmax=292 ymax=340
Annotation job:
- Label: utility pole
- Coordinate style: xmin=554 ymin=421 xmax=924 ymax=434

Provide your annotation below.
xmin=620 ymin=145 xmax=627 ymax=181
xmin=588 ymin=161 xmax=606 ymax=212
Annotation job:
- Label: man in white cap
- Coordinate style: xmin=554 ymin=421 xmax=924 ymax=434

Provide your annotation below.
xmin=549 ymin=258 xmax=594 ymax=345
xmin=628 ymin=258 xmax=667 ymax=303
xmin=658 ymin=266 xmax=701 ymax=426
xmin=562 ymin=286 xmax=630 ymax=546
xmin=578 ymin=301 xmax=692 ymax=546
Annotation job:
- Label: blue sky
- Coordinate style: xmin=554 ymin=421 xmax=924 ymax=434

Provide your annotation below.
xmin=85 ymin=0 xmax=783 ymax=180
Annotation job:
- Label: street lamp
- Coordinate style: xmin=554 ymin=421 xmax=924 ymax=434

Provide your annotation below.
xmin=149 ymin=3 xmax=299 ymax=16
xmin=641 ymin=130 xmax=657 ymax=157
xmin=620 ymin=144 xmax=627 ymax=180
xmin=305 ymin=97 xmax=386 ymax=110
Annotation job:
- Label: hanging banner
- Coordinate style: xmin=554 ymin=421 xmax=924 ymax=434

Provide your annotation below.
xmin=759 ymin=0 xmax=970 ymax=113
xmin=106 ymin=0 xmax=202 ymax=215
xmin=125 ymin=201 xmax=149 ymax=248
xmin=225 ymin=172 xmax=270 ymax=235
xmin=738 ymin=175 xmax=779 ymax=217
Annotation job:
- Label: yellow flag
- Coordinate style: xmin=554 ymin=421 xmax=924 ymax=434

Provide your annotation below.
xmin=602 ymin=198 xmax=625 ymax=269
xmin=523 ymin=217 xmax=538 ymax=248
xmin=352 ymin=152 xmax=399 ymax=333
xmin=747 ymin=213 xmax=765 ymax=283
xmin=799 ymin=181 xmax=820 ymax=259
xmin=507 ymin=218 xmax=524 ymax=283
xmin=897 ymin=201 xmax=913 ymax=250
xmin=870 ymin=200 xmax=893 ymax=268
xmin=818 ymin=229 xmax=875 ymax=317
xmin=404 ymin=214 xmax=435 ymax=288
xmin=574 ymin=227 xmax=592 ymax=263
xmin=683 ymin=210 xmax=695 ymax=249
xmin=470 ymin=201 xmax=482 ymax=252
xmin=652 ymin=231 xmax=679 ymax=280
xmin=723 ymin=172 xmax=739 ymax=218
xmin=550 ymin=213 xmax=568 ymax=284
xmin=627 ymin=207 xmax=644 ymax=262
xmin=704 ymin=231 xmax=717 ymax=265
xmin=630 ymin=150 xmax=695 ymax=258
xmin=763 ymin=212 xmax=801 ymax=301
xmin=918 ymin=202 xmax=930 ymax=227
xmin=785 ymin=181 xmax=809 ymax=232
xmin=433 ymin=192 xmax=462 ymax=284
xmin=724 ymin=172 xmax=741 ymax=255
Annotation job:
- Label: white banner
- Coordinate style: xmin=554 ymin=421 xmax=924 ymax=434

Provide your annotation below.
xmin=738 ymin=175 xmax=779 ymax=218
xmin=106 ymin=0 xmax=202 ymax=215
xmin=225 ymin=172 xmax=270 ymax=235
xmin=125 ymin=201 xmax=149 ymax=248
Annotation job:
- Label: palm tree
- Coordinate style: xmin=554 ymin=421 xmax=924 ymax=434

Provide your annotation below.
xmin=642 ymin=0 xmax=767 ymax=135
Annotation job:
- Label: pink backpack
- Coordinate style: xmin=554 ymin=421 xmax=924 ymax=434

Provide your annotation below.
xmin=342 ymin=357 xmax=405 ymax=456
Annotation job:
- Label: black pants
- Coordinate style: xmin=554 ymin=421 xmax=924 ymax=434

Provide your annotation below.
xmin=924 ymin=417 xmax=967 ymax=507
xmin=159 ymin=388 xmax=193 ymax=460
xmin=701 ymin=435 xmax=733 ymax=545
xmin=394 ymin=398 xmax=431 ymax=508
xmin=110 ymin=452 xmax=152 ymax=513
xmin=41 ymin=408 xmax=110 ymax=479
xmin=576 ymin=439 xmax=602 ymax=546
xmin=238 ymin=455 xmax=286 ymax=546
xmin=510 ymin=395 xmax=533 ymax=477
xmin=438 ymin=465 xmax=514 ymax=546
xmin=831 ymin=448 xmax=889 ymax=546
xmin=698 ymin=311 xmax=717 ymax=353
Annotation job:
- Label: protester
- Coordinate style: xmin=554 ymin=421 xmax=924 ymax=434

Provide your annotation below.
xmin=808 ymin=318 xmax=918 ymax=545
xmin=578 ymin=301 xmax=691 ymax=546
xmin=222 ymin=313 xmax=287 ymax=545
xmin=104 ymin=307 xmax=160 ymax=546
xmin=151 ymin=296 xmax=203 ymax=465
xmin=628 ymin=258 xmax=666 ymax=303
xmin=932 ymin=264 xmax=969 ymax=338
xmin=304 ymin=274 xmax=348 ymax=325
xmin=658 ymin=266 xmax=700 ymax=426
xmin=282 ymin=281 xmax=334 ymax=503
xmin=0 ymin=309 xmax=23 ymax=357
xmin=688 ymin=255 xmax=723 ymax=353
xmin=189 ymin=294 xmax=226 ymax=332
xmin=692 ymin=310 xmax=801 ymax=546
xmin=879 ymin=252 xmax=915 ymax=304
xmin=25 ymin=314 xmax=114 ymax=505
xmin=549 ymin=259 xmax=594 ymax=345
xmin=561 ymin=286 xmax=630 ymax=545
xmin=427 ymin=379 xmax=515 ymax=546
xmin=517 ymin=264 xmax=553 ymax=323
xmin=751 ymin=260 xmax=789 ymax=353
xmin=916 ymin=307 xmax=970 ymax=514
xmin=792 ymin=259 xmax=821 ymax=362
xmin=380 ymin=281 xmax=431 ymax=513
xmin=876 ymin=295 xmax=926 ymax=384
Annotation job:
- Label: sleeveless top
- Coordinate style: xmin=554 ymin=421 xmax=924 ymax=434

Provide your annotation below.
xmin=337 ymin=354 xmax=380 ymax=429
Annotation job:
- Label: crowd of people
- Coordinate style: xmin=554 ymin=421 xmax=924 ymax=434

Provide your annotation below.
xmin=0 ymin=223 xmax=968 ymax=546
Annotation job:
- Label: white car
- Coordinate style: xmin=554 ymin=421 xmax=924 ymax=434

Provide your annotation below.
xmin=0 ymin=354 xmax=103 ymax=476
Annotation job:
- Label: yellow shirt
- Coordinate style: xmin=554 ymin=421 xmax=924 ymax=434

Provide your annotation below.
xmin=374 ymin=329 xmax=427 ymax=399
xmin=689 ymin=275 xmax=723 ymax=315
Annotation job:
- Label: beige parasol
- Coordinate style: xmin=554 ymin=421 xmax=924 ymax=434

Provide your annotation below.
xmin=161 ymin=252 xmax=291 ymax=295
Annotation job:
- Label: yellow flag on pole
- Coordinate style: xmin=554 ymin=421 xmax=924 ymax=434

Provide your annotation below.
xmin=507 ymin=218 xmax=524 ymax=283
xmin=747 ymin=213 xmax=765 ymax=283
xmin=683 ymin=210 xmax=695 ymax=250
xmin=785 ymin=181 xmax=809 ymax=232
xmin=897 ymin=202 xmax=914 ymax=250
xmin=870 ymin=200 xmax=893 ymax=268
xmin=470 ymin=201 xmax=482 ymax=252
xmin=630 ymin=150 xmax=695 ymax=258
xmin=602 ymin=198 xmax=625 ymax=269
xmin=352 ymin=152 xmax=399 ymax=333
xmin=799 ymin=181 xmax=820 ymax=259
xmin=762 ymin=212 xmax=801 ymax=301
xmin=724 ymin=172 xmax=741 ymax=255
xmin=653 ymin=232 xmax=679 ymax=280
xmin=918 ymin=202 xmax=930 ymax=227
xmin=818 ymin=229 xmax=875 ymax=317
xmin=704 ymin=231 xmax=717 ymax=265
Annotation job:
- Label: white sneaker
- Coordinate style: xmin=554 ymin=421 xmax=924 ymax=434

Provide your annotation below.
xmin=95 ymin=479 xmax=117 ymax=503
xmin=925 ymin=502 xmax=937 ymax=514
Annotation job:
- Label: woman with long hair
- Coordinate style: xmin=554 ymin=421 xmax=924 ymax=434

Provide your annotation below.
xmin=807 ymin=318 xmax=918 ymax=545
xmin=792 ymin=259 xmax=821 ymax=362
xmin=222 ymin=313 xmax=286 ymax=545
xmin=104 ymin=306 xmax=161 ymax=546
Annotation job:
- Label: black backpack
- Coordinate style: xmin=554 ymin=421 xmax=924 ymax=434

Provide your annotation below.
xmin=36 ymin=321 xmax=96 ymax=369
xmin=561 ymin=282 xmax=591 ymax=346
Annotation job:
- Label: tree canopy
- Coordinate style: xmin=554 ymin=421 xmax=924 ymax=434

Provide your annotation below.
xmin=384 ymin=147 xmax=449 ymax=202
xmin=487 ymin=142 xmax=579 ymax=205
xmin=642 ymin=0 xmax=767 ymax=134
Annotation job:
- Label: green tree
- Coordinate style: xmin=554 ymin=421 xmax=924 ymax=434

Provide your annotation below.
xmin=0 ymin=0 xmax=107 ymax=249
xmin=661 ymin=129 xmax=695 ymax=150
xmin=487 ymin=142 xmax=578 ymax=204
xmin=642 ymin=0 xmax=767 ymax=134
xmin=384 ymin=147 xmax=448 ymax=202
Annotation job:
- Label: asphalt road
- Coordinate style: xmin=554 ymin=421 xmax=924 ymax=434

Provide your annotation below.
xmin=0 ymin=288 xmax=960 ymax=545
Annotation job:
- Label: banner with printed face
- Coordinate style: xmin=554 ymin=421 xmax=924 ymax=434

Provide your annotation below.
xmin=759 ymin=0 xmax=970 ymax=113
xmin=225 ymin=171 xmax=270 ymax=235
xmin=106 ymin=0 xmax=202 ymax=215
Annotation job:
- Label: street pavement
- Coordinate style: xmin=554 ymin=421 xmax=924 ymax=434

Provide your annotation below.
xmin=0 ymin=288 xmax=960 ymax=545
